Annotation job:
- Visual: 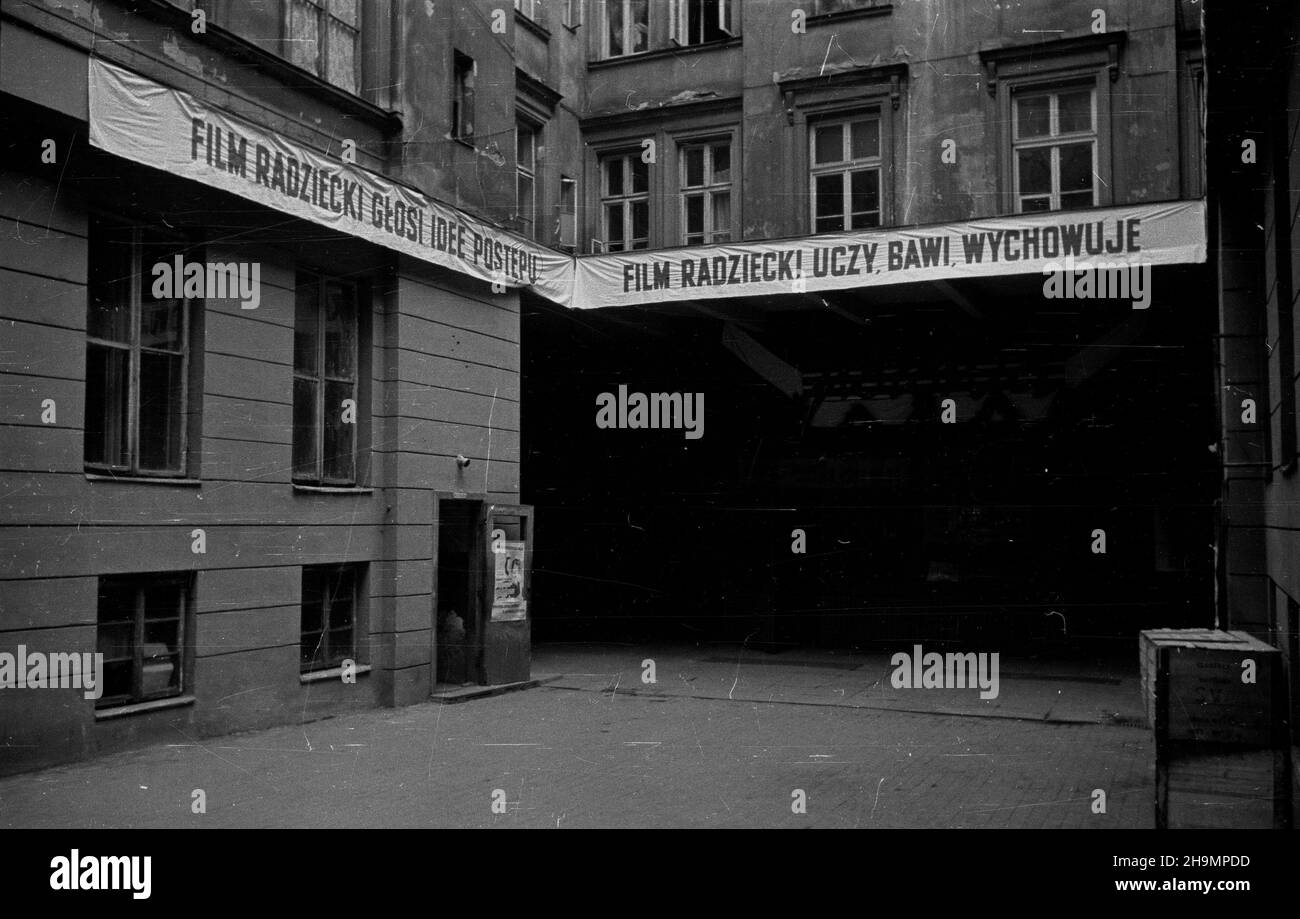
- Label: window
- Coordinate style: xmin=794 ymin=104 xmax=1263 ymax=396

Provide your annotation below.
xmin=680 ymin=139 xmax=732 ymax=244
xmin=602 ymin=0 xmax=648 ymax=58
xmin=1012 ymin=86 xmax=1096 ymax=212
xmin=285 ymin=0 xmax=360 ymax=95
xmin=810 ymin=116 xmax=881 ymax=232
xmin=85 ymin=217 xmax=194 ymax=477
xmin=301 ymin=564 xmax=362 ymax=672
xmin=517 ymin=121 xmax=538 ymax=238
xmin=565 ymin=0 xmax=583 ymax=28
xmin=558 ymin=175 xmax=577 ymax=249
xmin=670 ymin=0 xmax=734 ymax=46
xmin=600 ymin=153 xmax=649 ymax=250
xmin=293 ymin=274 xmax=359 ymax=485
xmin=453 ymin=52 xmax=476 ymax=140
xmin=96 ymin=573 xmax=191 ymax=708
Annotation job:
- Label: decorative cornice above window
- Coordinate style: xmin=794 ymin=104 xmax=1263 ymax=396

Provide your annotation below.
xmin=777 ymin=62 xmax=909 ymax=123
xmin=979 ymin=31 xmax=1128 ymax=97
xmin=516 ymin=67 xmax=563 ymax=120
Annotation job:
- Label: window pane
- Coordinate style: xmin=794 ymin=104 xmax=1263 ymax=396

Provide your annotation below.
xmin=98 ymin=622 xmax=133 ymax=661
xmin=140 ymin=655 xmax=179 ymax=696
xmin=326 ymin=19 xmax=358 ymax=93
xmin=286 ymin=0 xmax=321 ymax=74
xmin=324 ymin=380 xmax=356 ymax=482
xmin=1058 ymin=142 xmax=1094 ymax=197
xmin=685 ymin=194 xmax=705 ymax=236
xmin=517 ymin=173 xmax=534 ymax=233
xmin=605 ymin=203 xmax=625 ymax=243
xmin=302 ymin=569 xmax=325 ymax=634
xmin=851 ymin=119 xmax=880 ymax=159
xmin=98 ymin=579 xmax=136 ymax=624
xmin=516 ymin=126 xmax=534 ymax=171
xmin=102 ymin=661 xmax=132 ymax=701
xmin=144 ymin=578 xmax=184 ymax=620
xmin=630 ymin=156 xmax=649 ymax=194
xmin=684 ymin=147 xmax=705 ymax=187
xmin=327 ymin=568 xmax=356 ymax=628
xmin=88 ymin=225 xmax=133 ymax=343
xmin=137 ymin=350 xmax=183 ymax=472
xmin=814 ymin=172 xmax=844 ymax=224
xmin=711 ymin=143 xmax=731 ymax=183
xmin=631 ymin=200 xmax=649 ymax=244
xmin=629 ymin=0 xmax=648 ymax=52
xmin=1016 ymin=147 xmax=1051 ymax=196
xmin=293 ymin=376 xmax=318 ymax=479
xmin=850 ymin=169 xmax=879 ymax=217
xmin=1015 ymin=94 xmax=1051 ymax=139
xmin=604 ymin=157 xmax=624 ymax=196
xmin=1060 ymin=190 xmax=1094 ymax=210
xmin=324 ymin=282 xmax=356 ymax=379
xmin=139 ymin=298 xmax=183 ymax=352
xmin=85 ymin=344 xmax=129 ymax=467
xmin=294 ymin=280 xmax=320 ymax=375
xmin=606 ymin=0 xmax=624 ymax=54
xmin=1020 ymin=196 xmax=1052 ymax=213
xmin=1057 ymin=90 xmax=1092 ymax=134
xmin=814 ymin=124 xmax=842 ymax=164
xmin=712 ymin=192 xmax=731 ymax=240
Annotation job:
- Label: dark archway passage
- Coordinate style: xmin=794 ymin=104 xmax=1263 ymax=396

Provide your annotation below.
xmin=521 ymin=266 xmax=1218 ymax=657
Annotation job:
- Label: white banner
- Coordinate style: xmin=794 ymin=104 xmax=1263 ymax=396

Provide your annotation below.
xmin=89 ymin=59 xmax=1205 ymax=313
xmin=569 ymin=200 xmax=1207 ymax=309
xmin=88 ymin=58 xmax=573 ymax=301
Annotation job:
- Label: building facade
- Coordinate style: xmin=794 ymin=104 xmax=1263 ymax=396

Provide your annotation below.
xmin=0 ymin=0 xmax=554 ymax=772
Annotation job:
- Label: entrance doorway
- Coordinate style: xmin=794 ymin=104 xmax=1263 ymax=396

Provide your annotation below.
xmin=436 ymin=498 xmax=483 ymax=686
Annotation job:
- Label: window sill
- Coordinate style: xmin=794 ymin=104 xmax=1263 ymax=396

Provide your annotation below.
xmin=588 ymin=35 xmax=742 ymax=69
xmin=516 ymin=10 xmax=551 ymax=41
xmin=292 ymin=483 xmax=374 ymax=494
xmin=95 ymin=695 xmax=196 ymax=721
xmin=807 ymin=4 xmax=893 ymax=26
xmin=301 ymin=664 xmax=372 ymax=684
xmin=85 ymin=473 xmax=202 ymax=487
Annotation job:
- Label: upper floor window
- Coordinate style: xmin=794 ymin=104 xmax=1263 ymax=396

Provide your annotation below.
xmin=810 ymin=116 xmax=881 ymax=233
xmin=1012 ymin=86 xmax=1096 ymax=212
xmin=285 ymin=0 xmax=360 ymax=95
xmin=517 ymin=121 xmax=538 ymax=239
xmin=670 ymin=0 xmax=735 ymax=46
xmin=293 ymin=274 xmax=360 ymax=486
xmin=603 ymin=0 xmax=649 ymax=58
xmin=453 ymin=52 xmax=476 ymax=141
xmin=85 ymin=217 xmax=196 ymax=477
xmin=681 ymin=139 xmax=732 ymax=244
xmin=600 ymin=152 xmax=649 ymax=251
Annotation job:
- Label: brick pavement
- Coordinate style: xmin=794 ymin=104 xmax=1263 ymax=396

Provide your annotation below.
xmin=0 ymin=644 xmax=1155 ymax=828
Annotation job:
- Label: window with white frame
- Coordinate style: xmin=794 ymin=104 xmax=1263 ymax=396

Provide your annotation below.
xmin=810 ymin=115 xmax=881 ymax=233
xmin=603 ymin=0 xmax=648 ymax=58
xmin=670 ymin=0 xmax=734 ymax=46
xmin=1012 ymin=85 xmax=1096 ymax=212
xmin=600 ymin=152 xmax=649 ymax=250
xmin=680 ymin=139 xmax=732 ymax=244
xmin=285 ymin=0 xmax=361 ymax=95
xmin=516 ymin=121 xmax=538 ymax=239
